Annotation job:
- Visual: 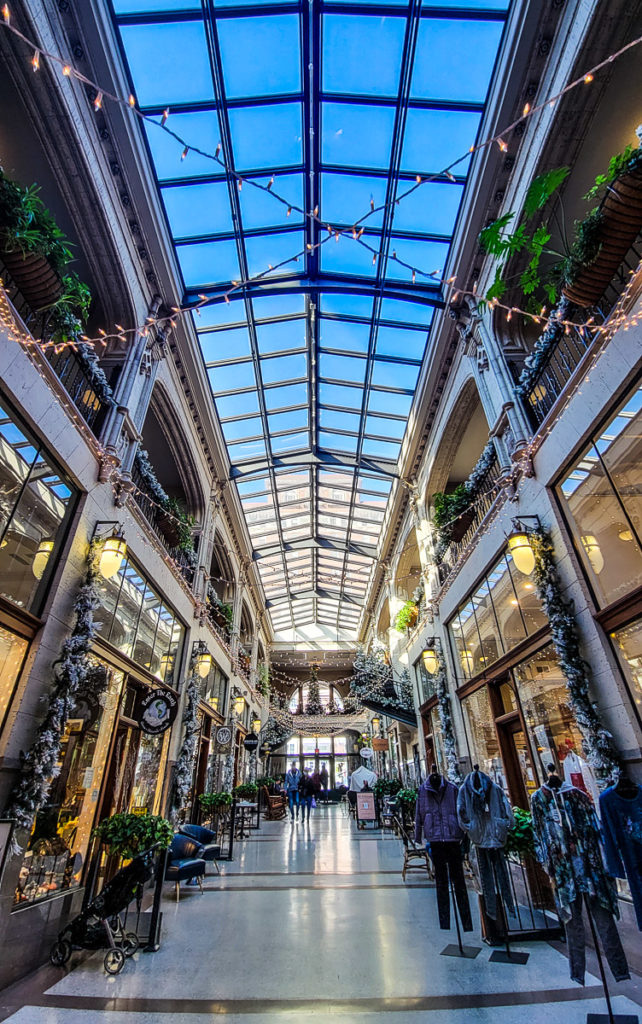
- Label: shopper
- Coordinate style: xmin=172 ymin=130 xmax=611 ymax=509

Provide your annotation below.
xmin=320 ymin=763 xmax=329 ymax=801
xmin=285 ymin=762 xmax=302 ymax=820
xmin=300 ymin=771 xmax=316 ymax=822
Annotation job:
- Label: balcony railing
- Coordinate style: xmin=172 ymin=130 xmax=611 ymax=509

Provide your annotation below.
xmin=205 ymin=604 xmax=234 ymax=658
xmin=437 ymin=448 xmax=502 ymax=582
xmin=1 ymin=259 xmax=111 ymax=435
xmin=130 ymin=463 xmax=196 ymax=586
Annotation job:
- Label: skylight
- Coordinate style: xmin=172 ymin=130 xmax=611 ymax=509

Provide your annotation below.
xmin=111 ymin=0 xmax=508 ymax=642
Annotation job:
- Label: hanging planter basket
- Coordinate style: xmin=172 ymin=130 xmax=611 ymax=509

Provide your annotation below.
xmin=449 ymin=506 xmax=476 ymax=543
xmin=563 ymin=167 xmax=642 ymax=308
xmin=157 ymin=509 xmax=181 ymax=548
xmin=0 ymin=244 xmax=63 ymax=311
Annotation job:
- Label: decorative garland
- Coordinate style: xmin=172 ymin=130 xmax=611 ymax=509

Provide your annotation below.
xmin=305 ymin=664 xmax=324 ymax=715
xmin=171 ymin=670 xmax=200 ymax=820
xmin=73 ymin=341 xmax=113 ymax=406
xmin=432 ymin=645 xmax=462 ymax=784
xmin=433 ymin=440 xmax=498 ymax=561
xmin=530 ymin=529 xmax=620 ymax=782
xmin=514 ymin=298 xmax=571 ymax=399
xmin=4 ymin=541 xmax=105 ymax=853
xmin=351 ymin=647 xmax=415 ymax=713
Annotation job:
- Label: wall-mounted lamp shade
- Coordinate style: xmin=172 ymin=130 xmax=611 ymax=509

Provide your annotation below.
xmin=234 ymin=696 xmax=246 ymax=715
xmin=99 ymin=536 xmax=127 ymax=579
xmin=371 ymin=716 xmax=380 ymax=731
xmin=208 ymin=696 xmax=219 ymax=710
xmin=422 ymin=648 xmax=438 ymax=674
xmin=508 ymin=533 xmax=535 ymax=575
xmin=32 ymin=539 xmax=54 ymax=579
xmin=460 ymin=649 xmax=475 ymax=676
xmin=581 ymin=535 xmax=604 ymax=574
xmin=196 ymin=651 xmax=212 ymax=678
xmin=252 ymin=716 xmax=261 ymax=733
xmin=160 ymin=652 xmax=173 ymax=679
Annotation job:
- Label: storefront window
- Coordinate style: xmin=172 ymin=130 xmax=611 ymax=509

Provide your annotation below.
xmin=0 ymin=625 xmax=29 ymax=736
xmin=14 ymin=658 xmax=124 ymax=907
xmin=129 ymin=731 xmax=169 ymax=815
xmin=460 ymin=686 xmax=507 ymax=793
xmin=93 ymin=556 xmax=184 ymax=683
xmin=286 ymin=737 xmax=301 ymax=755
xmin=448 ymin=550 xmax=547 ymax=682
xmin=513 ymin=643 xmax=584 ymax=781
xmin=610 ymin=619 xmax=642 ymax=717
xmin=333 ymin=736 xmax=347 ymax=754
xmin=0 ymin=398 xmax=77 ymax=613
xmin=558 ymin=382 xmax=642 ymax=608
xmin=430 ymin=707 xmax=446 ymax=774
xmin=198 ymin=659 xmax=228 ymax=715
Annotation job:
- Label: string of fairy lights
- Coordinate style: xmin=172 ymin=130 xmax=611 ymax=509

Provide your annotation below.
xmin=0 ymin=8 xmax=641 ymax=355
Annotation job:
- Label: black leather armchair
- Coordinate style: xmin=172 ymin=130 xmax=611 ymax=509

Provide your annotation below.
xmin=179 ymin=824 xmax=221 ymax=874
xmin=165 ymin=834 xmax=206 ymax=901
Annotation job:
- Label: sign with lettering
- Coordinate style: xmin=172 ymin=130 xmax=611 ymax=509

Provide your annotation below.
xmin=136 ymin=689 xmax=179 ymax=735
xmin=372 ymin=738 xmax=389 ymax=752
xmin=356 ymin=793 xmax=376 ymax=821
xmin=243 ymin=734 xmax=259 ymax=752
xmin=214 ymin=725 xmax=233 ymax=754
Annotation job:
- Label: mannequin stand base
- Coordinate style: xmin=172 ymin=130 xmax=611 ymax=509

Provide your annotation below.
xmin=489 ymin=950 xmax=529 ymax=964
xmin=586 ymin=1016 xmax=638 ymax=1024
xmin=440 ymin=943 xmax=481 ymax=958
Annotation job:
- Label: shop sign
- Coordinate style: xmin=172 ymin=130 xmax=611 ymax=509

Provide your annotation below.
xmin=136 ymin=688 xmax=179 ymax=735
xmin=372 ymin=738 xmax=389 ymax=752
xmin=131 ymin=806 xmax=149 ymax=816
xmin=213 ymin=725 xmax=233 ymax=754
xmin=243 ymin=734 xmax=259 ymax=752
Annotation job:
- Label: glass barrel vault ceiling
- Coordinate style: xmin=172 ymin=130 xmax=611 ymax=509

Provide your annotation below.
xmin=110 ymin=0 xmax=509 ymax=642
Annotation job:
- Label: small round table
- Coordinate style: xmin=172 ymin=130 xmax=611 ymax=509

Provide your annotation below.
xmin=235 ymin=802 xmax=258 ymax=839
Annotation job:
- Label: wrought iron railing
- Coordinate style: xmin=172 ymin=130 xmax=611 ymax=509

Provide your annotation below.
xmin=130 ymin=464 xmax=196 ymax=586
xmin=437 ymin=449 xmax=501 ymax=582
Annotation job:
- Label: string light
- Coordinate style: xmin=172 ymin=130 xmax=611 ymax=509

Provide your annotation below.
xmin=2 ymin=4 xmax=10 ymax=24
xmin=31 ymin=49 xmax=39 ymax=71
xmin=93 ymin=92 xmax=103 ymax=111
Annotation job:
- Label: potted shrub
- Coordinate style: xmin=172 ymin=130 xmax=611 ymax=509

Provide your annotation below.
xmin=233 ymin=783 xmax=259 ymax=801
xmin=0 ymin=169 xmax=68 ymax=309
xmin=432 ymin=484 xmax=474 ymax=550
xmin=92 ymin=813 xmax=173 ymax=860
xmin=394 ymin=600 xmax=419 ymax=633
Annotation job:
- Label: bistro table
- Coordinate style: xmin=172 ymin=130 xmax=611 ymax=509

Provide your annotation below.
xmin=235 ymin=802 xmax=258 ymax=839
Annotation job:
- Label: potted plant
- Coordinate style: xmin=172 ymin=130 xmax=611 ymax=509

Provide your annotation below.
xmin=504 ymin=806 xmax=536 ymax=860
xmin=394 ymin=600 xmax=419 ymax=633
xmin=92 ymin=813 xmax=173 ymax=860
xmin=0 ymin=169 xmax=68 ymax=309
xmin=433 ymin=484 xmax=475 ymax=548
xmin=233 ymin=783 xmax=259 ymax=801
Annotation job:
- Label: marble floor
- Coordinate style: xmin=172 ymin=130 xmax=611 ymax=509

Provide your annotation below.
xmin=1 ymin=804 xmax=640 ymax=1023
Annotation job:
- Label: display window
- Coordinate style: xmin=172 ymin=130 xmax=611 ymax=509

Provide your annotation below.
xmin=558 ymin=381 xmax=642 ymax=609
xmin=0 ymin=623 xmax=29 ymax=737
xmin=197 ymin=658 xmax=228 ymax=716
xmin=93 ymin=555 xmax=184 ymax=684
xmin=14 ymin=658 xmax=124 ymax=908
xmin=460 ymin=686 xmax=508 ymax=793
xmin=0 ymin=395 xmax=77 ymax=614
xmin=610 ymin=618 xmax=642 ymax=717
xmin=448 ymin=550 xmax=546 ymax=682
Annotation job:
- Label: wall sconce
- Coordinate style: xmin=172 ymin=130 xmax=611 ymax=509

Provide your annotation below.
xmin=581 ymin=534 xmax=604 ymax=574
xmin=192 ymin=640 xmax=212 ymax=678
xmin=460 ymin=649 xmax=475 ymax=675
xmin=234 ymin=695 xmax=246 ymax=716
xmin=32 ymin=538 xmax=54 ymax=579
xmin=422 ymin=648 xmax=438 ymax=675
xmin=252 ymin=716 xmax=262 ymax=733
xmin=92 ymin=521 xmax=127 ymax=580
xmin=371 ymin=716 xmax=380 ymax=732
xmin=507 ymin=516 xmax=541 ymax=576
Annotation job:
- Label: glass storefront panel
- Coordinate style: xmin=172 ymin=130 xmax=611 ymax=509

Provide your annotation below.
xmin=14 ymin=658 xmax=124 ymax=907
xmin=558 ymin=382 xmax=642 ymax=607
xmin=461 ymin=686 xmax=507 ymax=793
xmin=487 ymin=556 xmax=528 ymax=654
xmin=430 ymin=707 xmax=446 ymax=775
xmin=286 ymin=737 xmax=301 ymax=755
xmin=334 ymin=758 xmax=348 ymax=786
xmin=513 ymin=643 xmax=584 ymax=781
xmin=0 ymin=625 xmax=28 ymax=734
xmin=333 ymin=736 xmax=347 ymax=754
xmin=610 ymin=618 xmax=642 ymax=717
xmin=0 ymin=398 xmax=77 ymax=613
xmin=93 ymin=555 xmax=184 ymax=683
xmin=471 ymin=579 xmax=502 ymax=667
xmin=129 ymin=731 xmax=169 ymax=815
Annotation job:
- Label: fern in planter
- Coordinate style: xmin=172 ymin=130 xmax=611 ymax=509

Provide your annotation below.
xmin=92 ymin=813 xmax=173 ymax=860
xmin=0 ymin=169 xmax=73 ymax=270
xmin=394 ymin=600 xmax=419 ymax=633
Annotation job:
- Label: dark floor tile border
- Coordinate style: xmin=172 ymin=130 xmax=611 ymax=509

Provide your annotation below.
xmin=219 ymin=869 xmax=402 ymax=877
xmin=201 ymin=883 xmax=433 ymax=892
xmin=1 ymin=985 xmax=616 ymax=1016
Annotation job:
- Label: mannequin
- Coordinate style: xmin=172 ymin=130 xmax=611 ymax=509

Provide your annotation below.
xmin=415 ymin=765 xmax=472 ymax=932
xmin=531 ymin=766 xmax=629 ymax=985
xmin=562 ymin=749 xmax=600 ymax=807
xmin=600 ymin=771 xmax=642 ymax=930
xmin=457 ymin=765 xmax=515 ymax=925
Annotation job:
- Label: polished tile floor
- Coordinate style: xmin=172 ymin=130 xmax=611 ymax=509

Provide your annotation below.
xmin=1 ymin=804 xmax=640 ymax=1023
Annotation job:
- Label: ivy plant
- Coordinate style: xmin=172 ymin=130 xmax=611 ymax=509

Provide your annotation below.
xmin=504 ymin=807 xmax=536 ymax=859
xmin=199 ymin=791 xmax=233 ymax=812
xmin=394 ymin=600 xmax=419 ymax=633
xmin=92 ymin=813 xmax=173 ymax=860
xmin=233 ymin=783 xmax=259 ymax=800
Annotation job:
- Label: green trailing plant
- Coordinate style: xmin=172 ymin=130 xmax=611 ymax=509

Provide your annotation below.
xmin=394 ymin=599 xmax=419 ymax=633
xmin=431 ymin=441 xmax=497 ymax=560
xmin=0 ymin=168 xmax=74 ymax=270
xmin=504 ymin=807 xmax=536 ymax=859
xmin=256 ymin=661 xmax=271 ymax=696
xmin=397 ymin=787 xmax=418 ymax=811
xmin=199 ymin=791 xmax=233 ymax=812
xmin=233 ymin=783 xmax=259 ymax=800
xmin=373 ymin=778 xmax=402 ymax=800
xmin=255 ymin=776 xmax=276 ymax=790
xmin=92 ymin=813 xmax=173 ymax=860
xmin=583 ymin=143 xmax=642 ymax=201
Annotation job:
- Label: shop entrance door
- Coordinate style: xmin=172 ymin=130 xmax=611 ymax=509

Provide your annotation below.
xmin=496 ymin=715 xmax=538 ymax=809
xmin=104 ymin=722 xmax=140 ymax=816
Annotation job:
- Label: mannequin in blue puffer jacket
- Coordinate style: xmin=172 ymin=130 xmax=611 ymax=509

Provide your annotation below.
xmin=457 ymin=768 xmax=515 ymax=921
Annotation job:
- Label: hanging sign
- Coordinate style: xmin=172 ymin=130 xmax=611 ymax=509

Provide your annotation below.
xmin=214 ymin=725 xmax=233 ymax=754
xmin=136 ymin=689 xmax=179 ymax=735
xmin=243 ymin=734 xmax=259 ymax=752
xmin=372 ymin=738 xmax=389 ymax=752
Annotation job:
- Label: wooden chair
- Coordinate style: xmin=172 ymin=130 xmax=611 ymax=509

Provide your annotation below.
xmin=261 ymin=786 xmax=287 ymax=820
xmin=395 ymin=817 xmax=433 ymax=883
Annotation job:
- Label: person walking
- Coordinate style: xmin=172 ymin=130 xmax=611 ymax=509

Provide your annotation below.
xmin=320 ymin=763 xmax=329 ymax=802
xmin=300 ymin=771 xmax=317 ymax=822
xmin=285 ymin=762 xmax=302 ymax=820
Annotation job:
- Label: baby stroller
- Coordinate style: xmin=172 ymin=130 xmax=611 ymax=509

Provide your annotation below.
xmin=50 ymin=846 xmax=157 ymax=975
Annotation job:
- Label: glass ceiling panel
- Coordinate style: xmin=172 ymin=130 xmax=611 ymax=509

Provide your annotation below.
xmin=112 ymin=0 xmax=507 ymax=639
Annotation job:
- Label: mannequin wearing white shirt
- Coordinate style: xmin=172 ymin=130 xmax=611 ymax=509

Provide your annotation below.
xmin=348 ymin=765 xmax=378 ymax=792
xmin=562 ymin=750 xmax=600 ymax=809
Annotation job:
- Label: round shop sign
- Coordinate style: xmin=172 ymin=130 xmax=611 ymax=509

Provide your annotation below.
xmin=360 ymin=746 xmax=374 ymax=760
xmin=137 ymin=689 xmax=179 ymax=735
xmin=216 ymin=726 xmax=232 ymax=746
xmin=243 ymin=734 xmax=259 ymax=752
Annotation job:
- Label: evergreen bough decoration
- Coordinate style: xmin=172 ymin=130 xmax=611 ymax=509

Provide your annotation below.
xmin=5 ymin=541 xmax=103 ymax=854
xmin=530 ymin=529 xmax=620 ymax=782
xmin=171 ymin=670 xmax=200 ymax=819
xmin=305 ymin=664 xmax=324 ymax=715
xmin=433 ymin=645 xmax=462 ymax=783
xmin=432 ymin=441 xmax=498 ymax=561
xmin=514 ymin=298 xmax=570 ymax=400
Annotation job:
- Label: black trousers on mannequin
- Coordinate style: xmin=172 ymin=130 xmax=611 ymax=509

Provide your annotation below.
xmin=430 ymin=841 xmax=473 ymax=931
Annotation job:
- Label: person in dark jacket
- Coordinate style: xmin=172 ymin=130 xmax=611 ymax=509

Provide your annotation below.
xmin=415 ymin=770 xmax=472 ymax=931
xmin=299 ymin=771 xmax=316 ymax=822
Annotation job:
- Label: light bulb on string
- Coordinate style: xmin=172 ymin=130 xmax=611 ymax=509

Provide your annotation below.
xmin=31 ymin=49 xmax=40 ymax=71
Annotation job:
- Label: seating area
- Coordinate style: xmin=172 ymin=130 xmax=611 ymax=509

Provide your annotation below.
xmin=261 ymin=787 xmax=287 ymax=821
xmin=164 ymin=834 xmax=206 ymax=901
xmin=179 ymin=824 xmax=221 ymax=874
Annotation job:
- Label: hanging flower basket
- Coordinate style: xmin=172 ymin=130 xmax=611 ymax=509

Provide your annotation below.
xmin=563 ymin=167 xmax=642 ymax=307
xmin=449 ymin=506 xmax=476 ymax=543
xmin=0 ymin=245 xmax=63 ymax=311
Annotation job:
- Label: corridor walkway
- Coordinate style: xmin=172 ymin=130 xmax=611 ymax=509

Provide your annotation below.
xmin=1 ymin=805 xmax=641 ymax=1023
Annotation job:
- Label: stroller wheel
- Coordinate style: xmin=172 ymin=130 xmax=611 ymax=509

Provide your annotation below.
xmin=123 ymin=932 xmax=139 ymax=957
xmin=50 ymin=939 xmax=72 ymax=966
xmin=104 ymin=948 xmax=126 ymax=975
